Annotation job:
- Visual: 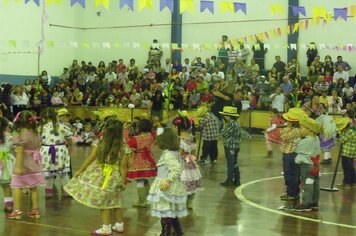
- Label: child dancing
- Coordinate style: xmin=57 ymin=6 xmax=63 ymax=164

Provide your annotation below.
xmin=39 ymin=108 xmax=73 ymax=198
xmin=64 ymin=120 xmax=129 ymax=235
xmin=0 ymin=117 xmax=14 ymax=212
xmin=147 ymin=127 xmax=188 ymax=236
xmin=263 ymin=108 xmax=286 ymax=158
xmin=8 ymin=111 xmax=45 ymax=219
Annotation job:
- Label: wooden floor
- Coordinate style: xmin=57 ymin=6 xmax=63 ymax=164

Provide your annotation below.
xmin=0 ymin=135 xmax=355 ymax=236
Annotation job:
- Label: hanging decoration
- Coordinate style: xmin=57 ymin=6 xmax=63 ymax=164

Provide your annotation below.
xmin=180 ymin=0 xmax=194 ymax=14
xmin=160 ymin=0 xmax=173 ymax=12
xmin=334 ymin=8 xmax=348 ymax=21
xmin=270 ymin=4 xmax=285 ymax=16
xmin=138 ymin=0 xmax=153 ymax=11
xmin=95 ymin=0 xmax=110 ymax=9
xmin=234 ymin=2 xmax=246 ymax=14
xmin=25 ymin=0 xmax=40 ymax=6
xmin=220 ymin=2 xmax=234 ymax=13
xmin=200 ymin=0 xmax=213 ymax=14
xmin=71 ymin=0 xmax=85 ymax=8
xmin=291 ymin=6 xmax=306 ymax=16
xmin=120 ymin=0 xmax=133 ymax=11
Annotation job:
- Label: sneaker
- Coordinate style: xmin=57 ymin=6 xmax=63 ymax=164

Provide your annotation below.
xmin=112 ymin=222 xmax=124 ymax=233
xmin=92 ymin=225 xmax=112 ymax=236
xmin=211 ymin=160 xmax=217 ymax=164
xmin=294 ymin=205 xmax=312 ymax=212
xmin=278 ymin=205 xmax=295 ymax=211
xmin=320 ymin=159 xmax=332 ymax=165
xmin=220 ymin=181 xmax=234 ymax=187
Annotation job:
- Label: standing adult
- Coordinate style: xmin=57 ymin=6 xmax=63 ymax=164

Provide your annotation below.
xmin=306 ymin=42 xmax=318 ymax=67
xmin=252 ymin=38 xmax=268 ymax=71
xmin=151 ymin=90 xmax=165 ymax=121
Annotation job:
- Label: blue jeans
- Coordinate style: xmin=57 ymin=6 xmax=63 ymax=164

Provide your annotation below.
xmin=341 ymin=156 xmax=356 ymax=184
xmin=224 ymin=147 xmax=240 ymax=184
xmin=282 ymin=152 xmax=300 ymax=197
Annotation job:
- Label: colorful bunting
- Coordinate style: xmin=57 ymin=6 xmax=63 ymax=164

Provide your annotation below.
xmin=351 ymin=5 xmax=356 ymax=22
xmin=25 ymin=0 xmax=40 ymax=6
xmin=234 ymin=2 xmax=246 ymax=14
xmin=180 ymin=0 xmax=194 ymax=14
xmin=334 ymin=8 xmax=348 ymax=21
xmin=171 ymin=43 xmax=179 ymax=50
xmin=95 ymin=0 xmax=109 ymax=9
xmin=71 ymin=0 xmax=85 ymax=8
xmin=160 ymin=0 xmax=173 ymax=12
xmin=3 ymin=0 xmax=22 ymax=4
xmin=120 ymin=0 xmax=133 ymax=11
xmin=291 ymin=6 xmax=305 ymax=16
xmin=200 ymin=1 xmax=214 ymax=14
xmin=270 ymin=4 xmax=285 ymax=16
xmin=138 ymin=0 xmax=153 ymax=11
xmin=312 ymin=7 xmax=327 ymax=20
xmin=220 ymin=2 xmax=234 ymax=13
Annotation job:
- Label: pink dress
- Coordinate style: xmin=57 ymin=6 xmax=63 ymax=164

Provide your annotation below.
xmin=265 ymin=116 xmax=285 ymax=144
xmin=11 ymin=130 xmax=45 ymax=188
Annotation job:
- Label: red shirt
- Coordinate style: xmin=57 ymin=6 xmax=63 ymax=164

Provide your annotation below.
xmin=117 ymin=63 xmax=126 ymax=74
xmin=185 ymin=80 xmax=197 ymax=92
xmin=201 ymin=93 xmax=214 ymax=103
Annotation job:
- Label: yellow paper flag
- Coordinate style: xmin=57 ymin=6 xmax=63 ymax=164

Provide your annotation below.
xmin=46 ymin=41 xmax=54 ymax=48
xmin=138 ymin=0 xmax=153 ymax=11
xmin=3 ymin=0 xmax=22 ymax=4
xmin=293 ymin=23 xmax=299 ymax=33
xmin=220 ymin=2 xmax=234 ymax=13
xmin=171 ymin=43 xmax=179 ymax=50
xmin=8 ymin=40 xmax=16 ymax=48
xmin=45 ymin=0 xmax=61 ymax=5
xmin=351 ymin=5 xmax=356 ymax=22
xmin=95 ymin=0 xmax=110 ymax=10
xmin=270 ymin=4 xmax=285 ymax=16
xmin=81 ymin=42 xmax=90 ymax=49
xmin=180 ymin=0 xmax=194 ymax=14
xmin=312 ymin=7 xmax=327 ymax=20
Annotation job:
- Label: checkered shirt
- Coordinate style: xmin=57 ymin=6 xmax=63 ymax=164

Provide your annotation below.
xmin=199 ymin=112 xmax=219 ymax=141
xmin=340 ymin=128 xmax=356 ymax=158
xmin=280 ymin=127 xmax=304 ymax=154
xmin=221 ymin=120 xmax=241 ymax=149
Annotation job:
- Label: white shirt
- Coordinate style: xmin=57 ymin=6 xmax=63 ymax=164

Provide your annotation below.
xmin=211 ymin=71 xmax=225 ymax=82
xmin=11 ymin=92 xmax=29 ymax=106
xmin=342 ymin=87 xmax=354 ymax=98
xmin=333 ymin=71 xmax=349 ymax=83
xmin=270 ymin=93 xmax=285 ymax=112
xmin=105 ymin=72 xmax=117 ymax=83
xmin=201 ymin=73 xmax=212 ymax=83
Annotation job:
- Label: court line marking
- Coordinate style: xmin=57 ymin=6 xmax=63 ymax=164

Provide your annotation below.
xmin=234 ymin=172 xmax=356 ymax=229
xmin=6 ymin=220 xmax=89 ymax=234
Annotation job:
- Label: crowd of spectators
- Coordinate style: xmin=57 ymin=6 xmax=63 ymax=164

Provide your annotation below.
xmin=0 ymin=45 xmax=355 ymax=122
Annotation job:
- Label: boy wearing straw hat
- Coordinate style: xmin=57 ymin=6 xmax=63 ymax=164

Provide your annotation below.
xmin=335 ymin=115 xmax=356 ymax=187
xmin=279 ymin=108 xmax=308 ymax=207
xmin=219 ymin=106 xmax=241 ymax=187
xmin=293 ymin=117 xmax=321 ymax=211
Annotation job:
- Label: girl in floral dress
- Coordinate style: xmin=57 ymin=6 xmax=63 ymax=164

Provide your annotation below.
xmin=8 ymin=110 xmax=45 ymax=219
xmin=147 ymin=127 xmax=188 ymax=236
xmin=64 ymin=120 xmax=130 ymax=235
xmin=263 ymin=108 xmax=286 ymax=158
xmin=0 ymin=117 xmax=14 ymax=212
xmin=39 ymin=108 xmax=73 ymax=198
xmin=126 ymin=118 xmax=157 ymax=208
xmin=172 ymin=116 xmax=203 ymax=210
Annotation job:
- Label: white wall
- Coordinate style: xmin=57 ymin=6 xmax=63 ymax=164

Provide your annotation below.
xmin=1 ymin=0 xmax=355 ymax=79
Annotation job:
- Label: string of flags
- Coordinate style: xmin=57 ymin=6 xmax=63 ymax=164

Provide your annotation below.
xmin=0 ymin=0 xmax=354 ymax=18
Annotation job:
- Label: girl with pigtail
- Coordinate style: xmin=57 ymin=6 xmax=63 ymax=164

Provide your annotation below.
xmin=8 ymin=110 xmax=44 ymax=219
xmin=39 ymin=108 xmax=73 ymax=198
xmin=172 ymin=115 xmax=203 ymax=210
xmin=0 ymin=117 xmax=14 ymax=212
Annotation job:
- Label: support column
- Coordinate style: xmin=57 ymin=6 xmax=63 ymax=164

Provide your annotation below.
xmin=287 ymin=0 xmax=299 ymax=62
xmin=171 ymin=0 xmax=182 ymax=62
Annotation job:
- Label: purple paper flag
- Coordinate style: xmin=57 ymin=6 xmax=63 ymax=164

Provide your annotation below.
xmin=120 ymin=0 xmax=134 ymax=11
xmin=160 ymin=0 xmax=173 ymax=12
xmin=200 ymin=1 xmax=214 ymax=14
xmin=234 ymin=2 xmax=246 ymax=15
xmin=291 ymin=6 xmax=306 ymax=16
xmin=25 ymin=0 xmax=40 ymax=6
xmin=71 ymin=0 xmax=85 ymax=8
xmin=334 ymin=8 xmax=347 ymax=21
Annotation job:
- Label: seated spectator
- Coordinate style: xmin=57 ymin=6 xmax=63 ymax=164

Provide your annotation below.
xmin=73 ymin=118 xmax=84 ymax=132
xmin=201 ymin=91 xmax=214 ymax=104
xmin=169 ymin=69 xmax=180 ymax=82
xmin=256 ymin=76 xmax=270 ymax=94
xmin=302 ymin=94 xmax=326 ymax=118
xmin=156 ymin=68 xmax=169 ymax=83
xmin=307 ymin=66 xmax=319 ymax=84
xmin=141 ymin=94 xmax=152 ymax=108
xmin=319 ymin=90 xmax=329 ymax=110
xmin=172 ymin=59 xmax=182 ymax=72
xmin=179 ymin=66 xmax=190 ymax=86
xmin=191 ymin=57 xmax=205 ymax=70
xmin=314 ymin=75 xmax=329 ymax=94
xmin=145 ymin=67 xmax=156 ymax=80
xmin=185 ymin=77 xmax=197 ymax=93
xmin=128 ymin=69 xmax=137 ymax=81
xmin=104 ymin=67 xmax=117 ymax=83
xmin=342 ymin=82 xmax=354 ymax=104
xmin=270 ymin=87 xmax=285 ymax=112
xmin=333 ymin=65 xmax=349 ymax=83
xmin=51 ymin=91 xmax=63 ymax=106
xmin=322 ymin=55 xmax=334 ymax=75
xmin=324 ymin=70 xmax=333 ymax=84
xmin=123 ymin=77 xmax=134 ymax=93
xmin=78 ymin=123 xmax=95 ymax=145
xmin=233 ymin=59 xmax=246 ymax=79
xmin=268 ymin=67 xmax=279 ymax=81
xmin=189 ymin=89 xmax=200 ymax=109
xmin=133 ymin=78 xmax=142 ymax=93
xmin=327 ymin=89 xmax=343 ymax=113
xmin=59 ymin=68 xmax=70 ymax=81
xmin=272 ymin=55 xmax=286 ymax=77
xmin=196 ymin=76 xmax=209 ymax=94
xmin=250 ymin=58 xmax=260 ymax=75
xmin=86 ymin=62 xmax=96 ymax=73
xmin=69 ymin=88 xmax=83 ymax=106
xmin=170 ymin=89 xmax=183 ymax=110
xmin=280 ymin=76 xmax=294 ymax=94
xmin=257 ymin=89 xmax=271 ymax=110
xmin=130 ymin=89 xmax=141 ymax=105
xmin=211 ymin=66 xmax=225 ymax=83
xmin=334 ymin=56 xmax=351 ymax=71
xmin=311 ymin=56 xmax=323 ymax=74
xmin=97 ymin=61 xmax=106 ymax=79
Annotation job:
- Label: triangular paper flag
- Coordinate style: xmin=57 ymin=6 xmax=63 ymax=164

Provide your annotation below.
xmin=270 ymin=4 xmax=285 ymax=16
xmin=95 ymin=0 xmax=109 ymax=9
xmin=171 ymin=43 xmax=179 ymax=50
xmin=138 ymin=0 xmax=153 ymax=11
xmin=180 ymin=0 xmax=194 ymax=14
xmin=45 ymin=0 xmax=62 ymax=5
xmin=220 ymin=2 xmax=234 ymax=13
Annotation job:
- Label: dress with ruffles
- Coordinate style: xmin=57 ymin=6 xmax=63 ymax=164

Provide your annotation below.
xmin=64 ymin=142 xmax=124 ymax=209
xmin=265 ymin=116 xmax=285 ymax=144
xmin=0 ymin=134 xmax=14 ymax=184
xmin=126 ymin=132 xmax=157 ymax=180
xmin=147 ymin=150 xmax=188 ymax=218
xmin=39 ymin=122 xmax=73 ymax=177
xmin=180 ymin=136 xmax=203 ymax=194
xmin=11 ymin=130 xmax=45 ymax=188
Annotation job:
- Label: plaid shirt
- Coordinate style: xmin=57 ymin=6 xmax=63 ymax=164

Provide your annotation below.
xmin=199 ymin=112 xmax=219 ymax=141
xmin=221 ymin=120 xmax=241 ymax=149
xmin=280 ymin=127 xmax=305 ymax=153
xmin=340 ymin=128 xmax=356 ymax=158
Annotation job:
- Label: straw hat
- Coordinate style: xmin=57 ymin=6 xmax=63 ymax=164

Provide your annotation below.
xmin=178 ymin=110 xmax=189 ymax=117
xmin=219 ymin=106 xmax=240 ymax=117
xmin=93 ymin=109 xmax=118 ymax=121
xmin=299 ymin=117 xmax=322 ymax=133
xmin=334 ymin=117 xmax=350 ymax=131
xmin=57 ymin=108 xmax=70 ymax=117
xmin=282 ymin=108 xmax=308 ymax=122
xmin=196 ymin=106 xmax=208 ymax=118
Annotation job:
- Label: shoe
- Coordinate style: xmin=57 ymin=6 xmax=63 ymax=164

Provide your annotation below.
xmin=294 ymin=205 xmax=312 ymax=212
xmin=112 ymin=222 xmax=124 ymax=233
xmin=233 ymin=181 xmax=241 ymax=187
xmin=278 ymin=205 xmax=295 ymax=211
xmin=4 ymin=202 xmax=13 ymax=212
xmin=310 ymin=204 xmax=319 ymax=211
xmin=264 ymin=151 xmax=273 ymax=158
xmin=211 ymin=160 xmax=217 ymax=164
xmin=92 ymin=225 xmax=112 ymax=235
xmin=220 ymin=181 xmax=234 ymax=187
xmin=28 ymin=208 xmax=41 ymax=219
xmin=320 ymin=159 xmax=332 ymax=165
xmin=8 ymin=209 xmax=22 ymax=220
